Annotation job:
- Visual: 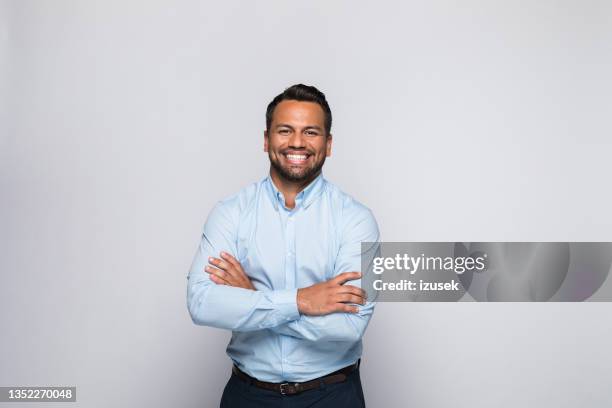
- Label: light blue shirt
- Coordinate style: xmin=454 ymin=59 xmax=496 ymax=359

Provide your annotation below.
xmin=186 ymin=173 xmax=379 ymax=382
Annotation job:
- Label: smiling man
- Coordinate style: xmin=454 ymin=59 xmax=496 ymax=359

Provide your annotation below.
xmin=186 ymin=84 xmax=379 ymax=407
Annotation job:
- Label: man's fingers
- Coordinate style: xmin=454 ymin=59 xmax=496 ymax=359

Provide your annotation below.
xmin=336 ymin=285 xmax=367 ymax=300
xmin=337 ymin=304 xmax=359 ymax=314
xmin=332 ymin=271 xmax=362 ymax=285
xmin=208 ymin=257 xmax=230 ymax=271
xmin=210 ymin=274 xmax=228 ymax=285
xmin=205 ymin=265 xmax=231 ymax=284
xmin=213 ymin=254 xmax=247 ymax=279
xmin=209 ymin=257 xmax=240 ymax=279
xmin=335 ymin=293 xmax=366 ymax=305
xmin=220 ymin=251 xmax=242 ymax=270
xmin=208 ymin=255 xmax=254 ymax=290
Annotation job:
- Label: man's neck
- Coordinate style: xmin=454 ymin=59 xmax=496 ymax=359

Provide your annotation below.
xmin=269 ymin=168 xmax=320 ymax=210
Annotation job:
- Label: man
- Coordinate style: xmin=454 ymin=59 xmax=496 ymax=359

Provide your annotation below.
xmin=186 ymin=84 xmax=379 ymax=407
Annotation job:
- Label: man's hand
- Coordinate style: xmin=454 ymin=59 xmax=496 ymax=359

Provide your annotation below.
xmin=205 ymin=252 xmax=256 ymax=290
xmin=297 ymin=272 xmax=366 ymax=316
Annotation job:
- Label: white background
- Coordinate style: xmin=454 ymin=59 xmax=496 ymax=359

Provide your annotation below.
xmin=2 ymin=1 xmax=612 ymax=407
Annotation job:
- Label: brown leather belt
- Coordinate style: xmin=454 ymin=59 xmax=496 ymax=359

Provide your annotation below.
xmin=232 ymin=361 xmax=359 ymax=395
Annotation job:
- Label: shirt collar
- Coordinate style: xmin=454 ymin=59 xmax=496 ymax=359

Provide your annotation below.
xmin=266 ymin=172 xmax=326 ymax=211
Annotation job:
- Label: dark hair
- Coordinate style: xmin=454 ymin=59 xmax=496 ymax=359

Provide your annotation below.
xmin=265 ymin=84 xmax=332 ymax=136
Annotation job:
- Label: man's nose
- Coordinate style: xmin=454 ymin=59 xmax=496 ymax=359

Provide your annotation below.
xmin=288 ymin=131 xmax=305 ymax=148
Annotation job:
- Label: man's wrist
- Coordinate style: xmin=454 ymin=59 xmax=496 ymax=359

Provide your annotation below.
xmin=296 ymin=287 xmax=309 ymax=315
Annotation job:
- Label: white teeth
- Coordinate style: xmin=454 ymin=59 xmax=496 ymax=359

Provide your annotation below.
xmin=286 ymin=154 xmax=308 ymax=161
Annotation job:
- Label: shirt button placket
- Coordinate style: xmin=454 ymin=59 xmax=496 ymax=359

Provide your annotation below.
xmin=286 ymin=214 xmax=296 ymax=287
xmin=282 ymin=211 xmax=297 ymax=376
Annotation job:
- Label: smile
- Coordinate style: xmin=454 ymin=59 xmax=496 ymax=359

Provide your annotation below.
xmin=284 ymin=153 xmax=310 ymax=163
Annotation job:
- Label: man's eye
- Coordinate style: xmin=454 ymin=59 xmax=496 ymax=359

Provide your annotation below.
xmin=279 ymin=129 xmax=290 ymax=135
xmin=305 ymin=131 xmax=319 ymax=136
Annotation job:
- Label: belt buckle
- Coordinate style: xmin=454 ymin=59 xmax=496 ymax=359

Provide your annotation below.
xmin=279 ymin=382 xmax=294 ymax=395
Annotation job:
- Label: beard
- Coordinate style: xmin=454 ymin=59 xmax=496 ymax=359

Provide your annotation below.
xmin=269 ymin=151 xmax=326 ymax=183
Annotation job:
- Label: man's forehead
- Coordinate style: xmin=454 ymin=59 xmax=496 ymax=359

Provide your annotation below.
xmin=272 ymin=100 xmax=325 ymax=124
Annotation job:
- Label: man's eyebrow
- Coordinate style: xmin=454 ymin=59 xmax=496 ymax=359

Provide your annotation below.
xmin=275 ymin=123 xmax=294 ymax=129
xmin=303 ymin=125 xmax=323 ymax=131
xmin=274 ymin=124 xmax=323 ymax=131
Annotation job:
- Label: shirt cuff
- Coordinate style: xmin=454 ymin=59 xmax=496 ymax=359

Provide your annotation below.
xmin=269 ymin=289 xmax=300 ymax=322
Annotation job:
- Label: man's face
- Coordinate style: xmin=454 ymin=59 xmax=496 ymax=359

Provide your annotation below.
xmin=264 ymin=100 xmax=332 ymax=183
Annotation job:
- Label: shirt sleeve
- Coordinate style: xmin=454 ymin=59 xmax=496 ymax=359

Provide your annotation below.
xmin=186 ymin=202 xmax=301 ymax=331
xmin=269 ymin=205 xmax=380 ymax=342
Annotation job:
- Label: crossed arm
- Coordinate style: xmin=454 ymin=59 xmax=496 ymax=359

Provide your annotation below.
xmin=186 ymin=202 xmax=379 ymax=342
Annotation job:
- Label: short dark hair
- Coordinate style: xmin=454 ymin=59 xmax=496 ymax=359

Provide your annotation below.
xmin=265 ymin=84 xmax=332 ymax=136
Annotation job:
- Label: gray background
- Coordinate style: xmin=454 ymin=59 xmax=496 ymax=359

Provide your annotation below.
xmin=1 ymin=1 xmax=611 ymax=407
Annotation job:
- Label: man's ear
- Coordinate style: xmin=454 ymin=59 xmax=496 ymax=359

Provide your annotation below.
xmin=326 ymin=133 xmax=333 ymax=157
xmin=263 ymin=130 xmax=269 ymax=152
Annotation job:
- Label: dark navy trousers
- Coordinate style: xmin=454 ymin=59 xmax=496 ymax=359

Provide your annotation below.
xmin=219 ymin=368 xmax=366 ymax=408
